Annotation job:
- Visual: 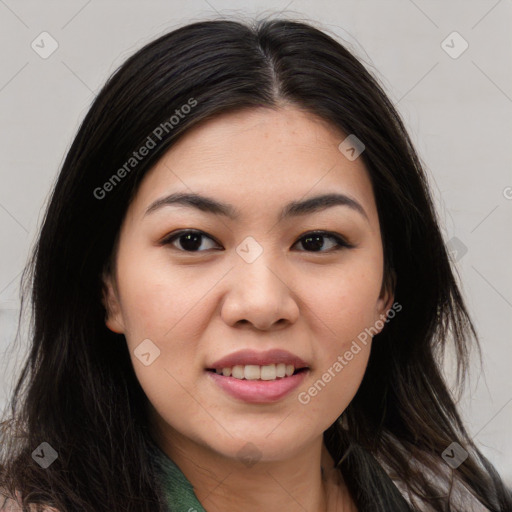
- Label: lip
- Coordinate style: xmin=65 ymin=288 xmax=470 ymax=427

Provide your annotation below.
xmin=207 ymin=348 xmax=309 ymax=370
xmin=207 ymin=369 xmax=309 ymax=403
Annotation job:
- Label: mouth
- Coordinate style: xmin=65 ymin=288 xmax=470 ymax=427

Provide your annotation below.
xmin=205 ymin=364 xmax=310 ymax=403
xmin=205 ymin=349 xmax=311 ymax=402
xmin=206 ymin=363 xmax=309 ymax=381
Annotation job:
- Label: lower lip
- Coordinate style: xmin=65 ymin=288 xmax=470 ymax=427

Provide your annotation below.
xmin=206 ymin=370 xmax=309 ymax=403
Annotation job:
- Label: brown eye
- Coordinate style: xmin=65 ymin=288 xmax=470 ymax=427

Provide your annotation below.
xmin=293 ymin=231 xmax=353 ymax=253
xmin=161 ymin=229 xmax=353 ymax=254
xmin=162 ymin=230 xmax=220 ymax=252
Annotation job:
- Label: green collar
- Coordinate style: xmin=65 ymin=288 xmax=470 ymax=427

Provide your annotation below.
xmin=148 ymin=440 xmax=207 ymax=512
xmin=147 ymin=437 xmax=415 ymax=512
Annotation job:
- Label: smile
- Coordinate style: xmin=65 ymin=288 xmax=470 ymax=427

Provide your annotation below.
xmin=206 ymin=366 xmax=309 ymax=403
xmin=207 ymin=363 xmax=308 ymax=381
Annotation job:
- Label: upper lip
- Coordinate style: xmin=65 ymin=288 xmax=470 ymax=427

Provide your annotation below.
xmin=207 ymin=349 xmax=309 ymax=370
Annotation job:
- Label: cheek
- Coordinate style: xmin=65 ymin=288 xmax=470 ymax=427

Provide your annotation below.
xmin=115 ymin=245 xmax=212 ymax=344
xmin=297 ymin=306 xmax=373 ymax=430
xmin=114 ymin=247 xmax=236 ymax=412
xmin=304 ymin=259 xmax=384 ymax=340
xmin=298 ymin=347 xmax=370 ymax=418
xmin=294 ymin=258 xmax=381 ymax=418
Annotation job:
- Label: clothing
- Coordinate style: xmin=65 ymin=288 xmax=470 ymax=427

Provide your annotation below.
xmin=148 ymin=440 xmax=207 ymax=512
xmin=147 ymin=439 xmax=356 ymax=511
xmin=146 ymin=437 xmax=410 ymax=512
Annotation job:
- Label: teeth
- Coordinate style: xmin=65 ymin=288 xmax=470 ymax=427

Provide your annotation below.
xmin=213 ymin=363 xmax=299 ymax=380
xmin=260 ymin=364 xmax=275 ymax=380
xmin=232 ymin=365 xmax=244 ymax=379
xmin=244 ymin=365 xmax=260 ymax=380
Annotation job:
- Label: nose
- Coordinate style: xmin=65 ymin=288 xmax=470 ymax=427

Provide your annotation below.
xmin=220 ymin=254 xmax=300 ymax=331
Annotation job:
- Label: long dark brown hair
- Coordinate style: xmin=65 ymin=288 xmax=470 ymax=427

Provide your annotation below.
xmin=1 ymin=16 xmax=511 ymax=512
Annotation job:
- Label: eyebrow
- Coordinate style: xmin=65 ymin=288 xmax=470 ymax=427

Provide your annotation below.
xmin=144 ymin=191 xmax=369 ymax=222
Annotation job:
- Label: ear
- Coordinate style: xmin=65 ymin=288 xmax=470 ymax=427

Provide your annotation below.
xmin=101 ymin=270 xmax=125 ymax=334
xmin=374 ymin=268 xmax=397 ymax=332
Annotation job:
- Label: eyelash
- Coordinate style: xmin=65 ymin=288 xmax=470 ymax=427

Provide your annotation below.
xmin=160 ymin=229 xmax=354 ymax=254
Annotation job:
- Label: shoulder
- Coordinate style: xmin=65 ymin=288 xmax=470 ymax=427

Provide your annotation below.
xmin=2 ymin=502 xmax=60 ymax=512
xmin=1 ymin=491 xmax=60 ymax=512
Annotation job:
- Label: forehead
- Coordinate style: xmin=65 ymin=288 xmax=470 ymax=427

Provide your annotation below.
xmin=129 ymin=106 xmax=378 ymax=224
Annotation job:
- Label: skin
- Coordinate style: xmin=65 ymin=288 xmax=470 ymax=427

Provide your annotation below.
xmin=102 ymin=105 xmax=394 ymax=512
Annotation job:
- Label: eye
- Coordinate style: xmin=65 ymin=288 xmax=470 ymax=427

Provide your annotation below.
xmin=292 ymin=231 xmax=353 ymax=253
xmin=161 ymin=229 xmax=353 ymax=253
xmin=161 ymin=230 xmax=221 ymax=252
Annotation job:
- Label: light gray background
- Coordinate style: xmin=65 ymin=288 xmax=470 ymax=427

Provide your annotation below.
xmin=1 ymin=0 xmax=511 ymax=484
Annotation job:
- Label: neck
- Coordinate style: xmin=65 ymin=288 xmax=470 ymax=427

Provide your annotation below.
xmin=150 ymin=417 xmax=346 ymax=512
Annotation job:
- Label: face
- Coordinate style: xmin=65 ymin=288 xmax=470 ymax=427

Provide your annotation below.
xmin=102 ymin=105 xmax=393 ymax=463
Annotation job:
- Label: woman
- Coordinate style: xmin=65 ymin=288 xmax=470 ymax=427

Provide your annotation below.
xmin=1 ymin=16 xmax=511 ymax=512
